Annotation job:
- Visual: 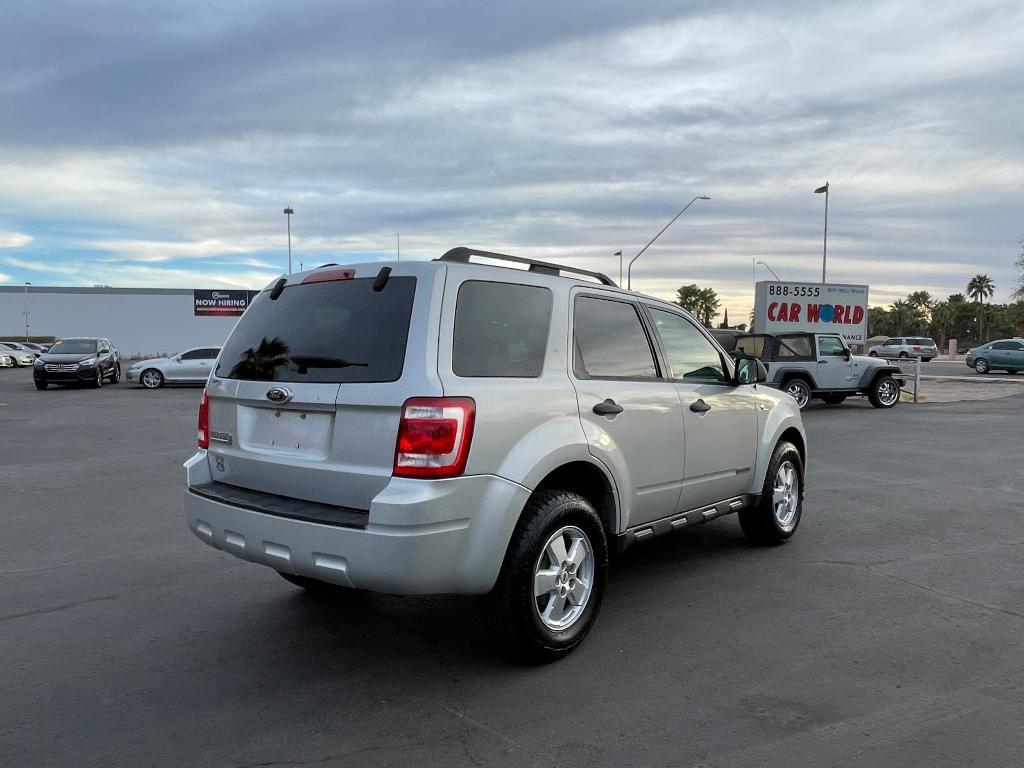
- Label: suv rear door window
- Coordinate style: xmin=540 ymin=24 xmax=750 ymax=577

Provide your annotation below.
xmin=216 ymin=276 xmax=416 ymax=383
xmin=453 ymin=281 xmax=552 ymax=377
xmin=573 ymin=296 xmax=658 ymax=379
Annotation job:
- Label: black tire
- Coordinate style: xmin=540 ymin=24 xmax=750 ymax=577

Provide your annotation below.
xmin=140 ymin=368 xmax=164 ymax=389
xmin=739 ymin=441 xmax=803 ymax=545
xmin=869 ymin=351 xmax=878 ymax=357
xmin=898 ymin=351 xmax=909 ymax=359
xmin=821 ymin=393 xmax=847 ymax=405
xmin=782 ymin=377 xmax=812 ymax=410
xmin=868 ymin=375 xmax=900 ymax=408
xmin=276 ymin=571 xmax=351 ymax=593
xmin=483 ymin=490 xmax=608 ymax=663
xmin=109 ymin=364 xmax=121 ymax=384
xmin=90 ymin=368 xmax=103 ymax=389
xmin=974 ymin=359 xmax=989 ymax=374
xmin=34 ymin=380 xmax=47 ymax=390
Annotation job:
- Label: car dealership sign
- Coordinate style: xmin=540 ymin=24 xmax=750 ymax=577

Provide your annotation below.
xmin=754 ymin=281 xmax=869 ymax=344
xmin=193 ymin=289 xmax=257 ymax=317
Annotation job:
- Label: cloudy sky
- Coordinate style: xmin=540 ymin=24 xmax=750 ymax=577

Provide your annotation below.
xmin=1 ymin=0 xmax=1022 ymax=316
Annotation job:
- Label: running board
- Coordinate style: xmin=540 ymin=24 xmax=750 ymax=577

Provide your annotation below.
xmin=615 ymin=494 xmax=758 ymax=553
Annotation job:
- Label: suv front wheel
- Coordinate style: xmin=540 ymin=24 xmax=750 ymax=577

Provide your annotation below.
xmin=739 ymin=441 xmax=803 ymax=545
xmin=484 ymin=490 xmax=608 ymax=663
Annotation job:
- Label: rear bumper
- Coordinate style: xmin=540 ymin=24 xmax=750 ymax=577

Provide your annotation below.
xmin=183 ymin=452 xmax=531 ymax=595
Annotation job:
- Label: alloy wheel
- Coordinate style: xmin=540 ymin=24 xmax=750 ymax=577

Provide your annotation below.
xmin=533 ymin=525 xmax=595 ymax=631
xmin=772 ymin=461 xmax=800 ymax=527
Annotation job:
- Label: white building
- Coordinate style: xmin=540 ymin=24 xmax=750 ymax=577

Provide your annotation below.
xmin=0 ymin=286 xmax=255 ymax=359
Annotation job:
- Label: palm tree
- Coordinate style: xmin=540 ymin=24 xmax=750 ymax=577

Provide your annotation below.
xmin=967 ymin=274 xmax=995 ymax=341
xmin=889 ymin=300 xmax=922 ymax=336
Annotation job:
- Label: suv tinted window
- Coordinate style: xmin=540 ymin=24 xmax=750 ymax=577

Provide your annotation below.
xmin=992 ymin=341 xmax=1023 ymax=350
xmin=884 ymin=338 xmax=901 ymax=346
xmin=453 ymin=281 xmax=552 ymax=378
xmin=216 ymin=277 xmax=416 ymax=383
xmin=647 ymin=308 xmax=726 ymax=383
xmin=574 ymin=297 xmax=657 ymax=379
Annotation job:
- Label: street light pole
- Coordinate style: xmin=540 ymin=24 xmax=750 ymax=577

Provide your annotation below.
xmin=283 ymin=207 xmax=294 ymax=274
xmin=626 ymin=195 xmax=710 ymax=290
xmin=23 ymin=282 xmax=31 ymax=341
xmin=814 ymin=182 xmax=829 ymax=282
xmin=614 ymin=251 xmax=623 ymax=286
xmin=396 ymin=233 xmax=401 ymax=262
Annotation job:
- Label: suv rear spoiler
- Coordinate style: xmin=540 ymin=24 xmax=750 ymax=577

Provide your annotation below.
xmin=438 ymin=247 xmax=616 ymax=287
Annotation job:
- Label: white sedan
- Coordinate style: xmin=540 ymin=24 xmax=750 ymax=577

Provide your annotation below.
xmin=126 ymin=347 xmax=222 ymax=388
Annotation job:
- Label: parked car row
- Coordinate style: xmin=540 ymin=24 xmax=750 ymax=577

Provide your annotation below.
xmin=0 ymin=337 xmax=224 ymax=391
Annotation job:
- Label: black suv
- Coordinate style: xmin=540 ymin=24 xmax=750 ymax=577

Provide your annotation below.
xmin=34 ymin=337 xmax=120 ymax=390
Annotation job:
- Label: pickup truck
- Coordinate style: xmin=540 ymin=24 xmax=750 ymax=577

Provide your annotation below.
xmin=712 ymin=331 xmax=905 ymax=410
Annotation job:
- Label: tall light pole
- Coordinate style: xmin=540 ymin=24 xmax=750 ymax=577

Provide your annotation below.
xmin=756 ymin=260 xmax=783 ymax=281
xmin=23 ymin=282 xmax=31 ymax=341
xmin=282 ymin=207 xmax=294 ymax=273
xmin=627 ymin=195 xmax=710 ymax=289
xmin=614 ymin=251 xmax=623 ymax=286
xmin=396 ymin=233 xmax=401 ymax=261
xmin=814 ymin=182 xmax=829 ymax=282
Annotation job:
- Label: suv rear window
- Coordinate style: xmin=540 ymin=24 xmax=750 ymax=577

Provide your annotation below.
xmin=216 ymin=277 xmax=416 ymax=383
xmin=453 ymin=281 xmax=552 ymax=377
xmin=573 ymin=297 xmax=658 ymax=379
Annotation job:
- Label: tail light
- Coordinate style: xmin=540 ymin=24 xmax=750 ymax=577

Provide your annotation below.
xmin=394 ymin=397 xmax=475 ymax=478
xmin=197 ymin=390 xmax=210 ymax=449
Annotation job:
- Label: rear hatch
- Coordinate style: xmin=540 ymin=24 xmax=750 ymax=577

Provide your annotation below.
xmin=203 ymin=264 xmax=442 ymax=511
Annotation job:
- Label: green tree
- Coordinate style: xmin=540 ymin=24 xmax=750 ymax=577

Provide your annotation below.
xmin=1014 ymin=241 xmax=1024 ymax=302
xmin=674 ymin=284 xmax=720 ymax=326
xmin=889 ymin=300 xmax=923 ymax=336
xmin=698 ymin=287 xmax=721 ymax=327
xmin=906 ymin=291 xmax=934 ymax=329
xmin=967 ymin=274 xmax=995 ymax=341
xmin=868 ymin=306 xmax=893 ymax=337
xmin=674 ymin=284 xmax=703 ymax=316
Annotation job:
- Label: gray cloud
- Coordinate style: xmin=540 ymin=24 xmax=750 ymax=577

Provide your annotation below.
xmin=0 ymin=0 xmax=1021 ymax=307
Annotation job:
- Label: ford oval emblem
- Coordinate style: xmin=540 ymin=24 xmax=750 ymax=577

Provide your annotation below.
xmin=265 ymin=386 xmax=293 ymax=404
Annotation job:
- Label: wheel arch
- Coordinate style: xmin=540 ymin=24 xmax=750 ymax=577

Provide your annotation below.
xmin=529 ymin=460 xmax=619 ymax=536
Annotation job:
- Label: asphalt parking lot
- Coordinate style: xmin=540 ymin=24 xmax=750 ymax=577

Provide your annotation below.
xmin=2 ymin=367 xmax=1023 ymax=767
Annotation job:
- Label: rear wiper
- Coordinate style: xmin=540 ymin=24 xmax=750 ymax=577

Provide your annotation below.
xmin=286 ymin=355 xmax=369 ymax=374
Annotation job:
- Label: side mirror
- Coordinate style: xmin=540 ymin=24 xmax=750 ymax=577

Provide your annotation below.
xmin=842 ymin=348 xmax=852 ymax=360
xmin=736 ymin=356 xmax=768 ymax=385
xmin=174 ymin=356 xmax=183 ymax=363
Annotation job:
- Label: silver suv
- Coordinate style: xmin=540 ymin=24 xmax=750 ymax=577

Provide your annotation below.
xmin=184 ymin=248 xmax=807 ymax=660
xmin=868 ymin=336 xmax=938 ymax=361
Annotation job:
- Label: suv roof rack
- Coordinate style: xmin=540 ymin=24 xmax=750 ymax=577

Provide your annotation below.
xmin=437 ymin=247 xmax=617 ymax=287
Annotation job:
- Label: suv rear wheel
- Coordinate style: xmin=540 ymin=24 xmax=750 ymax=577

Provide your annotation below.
xmin=739 ymin=441 xmax=803 ymax=545
xmin=484 ymin=490 xmax=608 ymax=663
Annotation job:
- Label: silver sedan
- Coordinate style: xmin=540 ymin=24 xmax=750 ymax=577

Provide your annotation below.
xmin=126 ymin=346 xmax=222 ymax=388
